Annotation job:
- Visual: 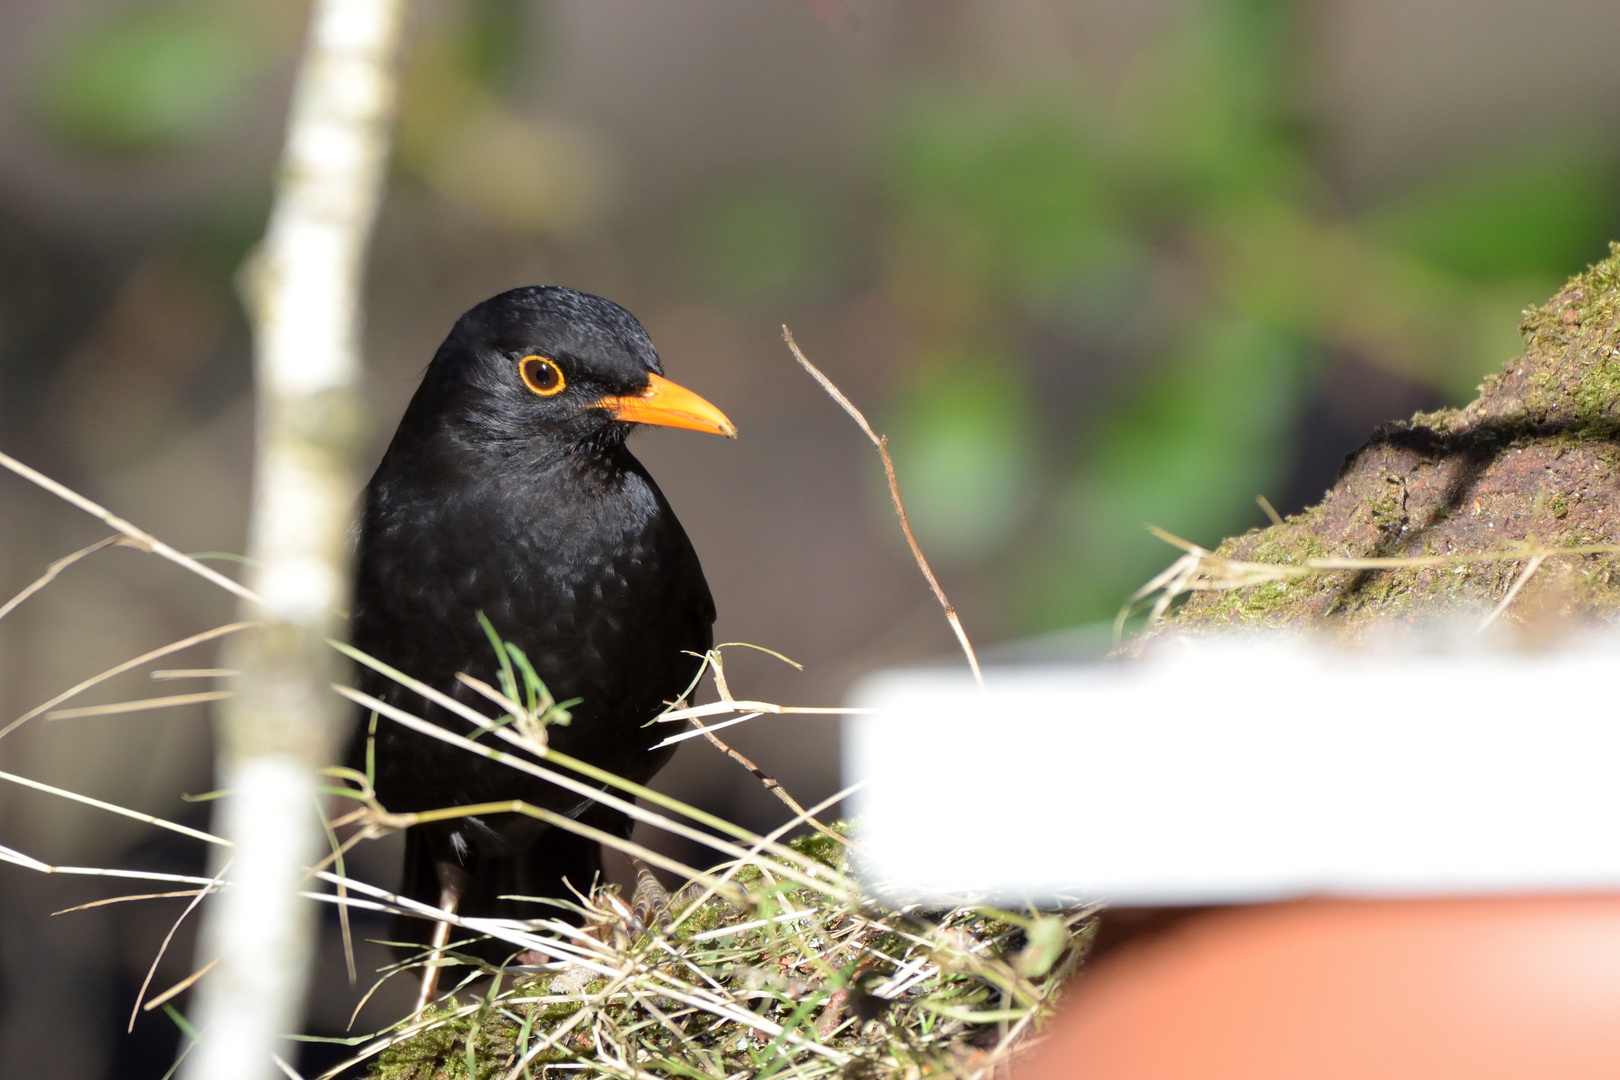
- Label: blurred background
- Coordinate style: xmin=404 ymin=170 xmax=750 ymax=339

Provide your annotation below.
xmin=2 ymin=0 xmax=1620 ymax=1074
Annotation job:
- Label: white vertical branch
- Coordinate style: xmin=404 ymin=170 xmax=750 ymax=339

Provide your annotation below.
xmin=180 ymin=1 xmax=406 ymax=1077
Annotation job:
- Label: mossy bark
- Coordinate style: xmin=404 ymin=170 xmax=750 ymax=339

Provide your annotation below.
xmin=1165 ymin=242 xmax=1620 ymax=636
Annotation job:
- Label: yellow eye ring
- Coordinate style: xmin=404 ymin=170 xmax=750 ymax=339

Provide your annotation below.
xmin=518 ymin=355 xmax=566 ymax=396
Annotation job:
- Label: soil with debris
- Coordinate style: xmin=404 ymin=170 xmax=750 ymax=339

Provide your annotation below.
xmin=1165 ymin=243 xmax=1620 ymax=636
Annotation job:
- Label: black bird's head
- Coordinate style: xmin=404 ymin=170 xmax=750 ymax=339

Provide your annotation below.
xmin=405 ymin=286 xmax=736 ymax=454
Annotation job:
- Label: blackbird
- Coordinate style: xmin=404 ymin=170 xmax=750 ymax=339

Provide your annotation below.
xmin=349 ymin=287 xmax=734 ymax=998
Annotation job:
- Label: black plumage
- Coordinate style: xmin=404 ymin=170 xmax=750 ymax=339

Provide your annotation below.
xmin=348 ymin=286 xmax=733 ymax=974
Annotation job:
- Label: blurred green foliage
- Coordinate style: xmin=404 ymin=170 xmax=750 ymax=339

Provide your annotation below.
xmin=887 ymin=347 xmax=1039 ymax=563
xmin=26 ymin=0 xmax=1620 ymax=638
xmin=871 ymin=0 xmax=1620 ymax=632
xmin=886 ymin=108 xmax=1119 ymax=306
xmin=1045 ymin=317 xmax=1311 ymax=619
xmin=1367 ymin=145 xmax=1620 ymax=281
xmin=32 ymin=3 xmax=264 ymax=157
xmin=449 ymin=0 xmax=531 ymax=94
xmin=683 ymin=184 xmax=846 ymax=309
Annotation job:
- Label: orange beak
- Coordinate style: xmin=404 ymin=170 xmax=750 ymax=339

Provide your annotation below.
xmin=594 ymin=373 xmax=737 ymax=438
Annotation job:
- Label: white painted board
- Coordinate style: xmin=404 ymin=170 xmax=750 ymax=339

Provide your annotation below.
xmin=843 ymin=638 xmax=1620 ymax=905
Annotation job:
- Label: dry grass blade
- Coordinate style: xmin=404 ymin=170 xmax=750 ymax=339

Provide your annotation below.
xmin=1478 ymin=549 xmax=1549 ymax=632
xmin=0 ymin=769 xmax=229 ymax=847
xmin=338 ymin=821 xmax=1091 ymax=1080
xmin=304 ymin=872 xmax=621 ymax=975
xmin=1115 ymin=546 xmax=1202 ymax=643
xmin=0 ymin=448 xmax=259 ymax=604
xmin=317 ymin=799 xmax=359 ymax=984
xmin=317 ymin=785 xmax=741 ymax=933
xmin=426 ymin=798 xmax=747 ymax=904
xmin=315 ymin=1002 xmax=489 ymax=1080
xmin=497 ymin=998 xmax=600 ymax=1080
xmin=142 ymin=957 xmax=220 ymax=1012
xmin=1123 ymin=521 xmax=1620 ymax=639
xmin=129 ymin=862 xmax=227 ymax=1032
xmin=46 ymin=690 xmax=233 ymax=720
xmin=685 ymin=715 xmax=846 ymax=845
xmin=452 ymin=672 xmax=550 ymax=753
xmin=0 ymin=842 xmax=218 ymax=885
xmin=653 ymin=700 xmax=868 ymax=722
xmin=652 ymin=710 xmax=761 ymax=747
xmin=4 ymin=621 xmax=255 ymax=739
xmin=333 ymin=685 xmax=844 ymax=900
xmin=665 ymin=785 xmax=857 ymax=937
xmin=676 ymin=647 xmax=848 ymax=843
xmin=333 ymin=644 xmax=857 ymax=890
xmin=782 ymin=326 xmax=984 ymax=689
xmin=0 ymin=535 xmax=126 ymax=622
xmin=0 ymin=446 xmax=1078 ymax=1077
xmin=6 ymin=670 xmax=1080 ymax=1080
xmin=53 ymin=888 xmax=208 ymax=915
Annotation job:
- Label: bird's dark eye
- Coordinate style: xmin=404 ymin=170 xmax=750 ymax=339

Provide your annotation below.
xmin=518 ymin=355 xmax=566 ymax=396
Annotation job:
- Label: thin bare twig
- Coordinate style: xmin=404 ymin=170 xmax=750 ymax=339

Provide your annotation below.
xmin=782 ymin=326 xmax=984 ymax=688
xmin=688 ymin=715 xmax=846 ymax=843
xmin=688 ymin=650 xmax=847 ymax=844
